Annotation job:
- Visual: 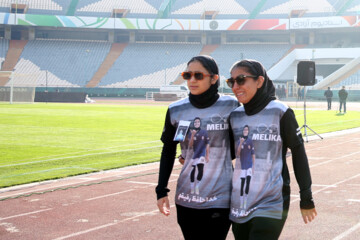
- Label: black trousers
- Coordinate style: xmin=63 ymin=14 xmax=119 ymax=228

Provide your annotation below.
xmin=339 ymin=100 xmax=346 ymax=113
xmin=326 ymin=98 xmax=332 ymax=109
xmin=232 ymin=216 xmax=287 ymax=240
xmin=176 ymin=204 xmax=231 ymax=240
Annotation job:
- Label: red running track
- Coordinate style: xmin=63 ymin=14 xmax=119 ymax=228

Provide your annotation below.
xmin=1 ymin=129 xmax=360 ymax=240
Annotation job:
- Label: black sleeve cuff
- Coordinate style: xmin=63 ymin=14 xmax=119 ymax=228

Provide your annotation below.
xmin=300 ymin=198 xmax=315 ymax=209
xmin=300 ymin=189 xmax=315 ymax=209
xmin=155 ymin=140 xmax=177 ymax=200
xmin=155 ymin=186 xmax=170 ymax=200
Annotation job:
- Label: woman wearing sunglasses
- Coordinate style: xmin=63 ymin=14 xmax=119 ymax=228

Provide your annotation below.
xmin=227 ymin=59 xmax=317 ymax=240
xmin=156 ymin=55 xmax=239 ymax=239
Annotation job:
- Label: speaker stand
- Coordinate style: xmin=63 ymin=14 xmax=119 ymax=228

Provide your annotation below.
xmin=299 ymin=86 xmax=323 ymax=142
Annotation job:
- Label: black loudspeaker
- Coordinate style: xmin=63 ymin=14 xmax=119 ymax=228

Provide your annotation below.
xmin=297 ymin=61 xmax=316 ymax=86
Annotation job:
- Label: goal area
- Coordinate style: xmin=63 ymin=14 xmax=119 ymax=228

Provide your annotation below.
xmin=0 ymin=71 xmax=37 ymax=103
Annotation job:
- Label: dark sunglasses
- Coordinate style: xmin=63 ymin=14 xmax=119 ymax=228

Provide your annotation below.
xmin=181 ymin=72 xmax=213 ymax=80
xmin=226 ymin=74 xmax=257 ymax=88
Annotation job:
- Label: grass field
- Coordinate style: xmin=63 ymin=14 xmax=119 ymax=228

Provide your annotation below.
xmin=1 ymin=101 xmax=360 ymax=188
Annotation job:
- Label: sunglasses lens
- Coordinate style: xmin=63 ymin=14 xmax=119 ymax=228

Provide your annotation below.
xmin=194 ymin=73 xmax=204 ymax=80
xmin=226 ymin=79 xmax=234 ymax=88
xmin=235 ymin=76 xmax=246 ymax=85
xmin=226 ymin=75 xmax=248 ymax=88
xmin=182 ymin=72 xmax=191 ymax=80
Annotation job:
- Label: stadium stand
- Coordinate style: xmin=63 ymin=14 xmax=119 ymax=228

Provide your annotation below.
xmin=332 ymin=0 xmax=360 ymax=16
xmin=10 ymin=39 xmax=112 ymax=87
xmin=0 ymin=0 xmax=72 ymax=16
xmin=99 ymin=43 xmax=203 ymax=87
xmin=211 ymin=44 xmax=292 ymax=76
xmin=170 ymin=0 xmax=248 ymax=19
xmin=0 ymin=0 xmax=359 ymax=19
xmin=0 ymin=0 xmax=359 ymax=100
xmin=75 ymin=0 xmax=158 ymax=18
xmin=259 ymin=0 xmax=336 ymax=18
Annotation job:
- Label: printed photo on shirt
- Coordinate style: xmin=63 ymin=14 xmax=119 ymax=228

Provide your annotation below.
xmin=235 ymin=125 xmax=255 ymax=217
xmin=231 ymin=120 xmax=282 ymax=219
xmin=174 ymin=120 xmax=191 ymax=142
xmin=188 ymin=117 xmax=210 ymax=195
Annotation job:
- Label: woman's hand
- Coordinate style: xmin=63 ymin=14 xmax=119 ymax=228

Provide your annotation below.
xmin=157 ymin=196 xmax=171 ymax=216
xmin=178 ymin=155 xmax=185 ymax=165
xmin=301 ymin=208 xmax=317 ymax=224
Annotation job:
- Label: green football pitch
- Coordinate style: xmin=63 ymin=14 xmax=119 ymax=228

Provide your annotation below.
xmin=1 ymin=101 xmax=359 ymax=188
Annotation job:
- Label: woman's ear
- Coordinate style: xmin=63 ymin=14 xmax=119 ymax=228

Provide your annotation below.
xmin=211 ymin=74 xmax=219 ymax=84
xmin=257 ymin=76 xmax=265 ymax=89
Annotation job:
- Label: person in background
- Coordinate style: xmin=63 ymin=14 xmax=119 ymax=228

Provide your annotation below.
xmin=297 ymin=87 xmax=302 ymax=101
xmin=156 ymin=55 xmax=239 ymax=240
xmin=324 ymin=87 xmax=333 ymax=110
xmin=338 ymin=86 xmax=348 ymax=114
xmin=281 ymin=85 xmax=286 ymax=99
xmin=226 ymin=59 xmax=317 ymax=240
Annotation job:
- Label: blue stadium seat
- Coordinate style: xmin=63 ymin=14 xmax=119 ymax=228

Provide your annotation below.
xmin=99 ymin=43 xmax=203 ymax=87
xmin=16 ymin=39 xmax=111 ymax=87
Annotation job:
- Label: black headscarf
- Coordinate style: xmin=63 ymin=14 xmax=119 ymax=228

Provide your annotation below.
xmin=242 ymin=125 xmax=249 ymax=140
xmin=230 ymin=59 xmax=276 ymax=115
xmin=187 ymin=55 xmax=219 ymax=108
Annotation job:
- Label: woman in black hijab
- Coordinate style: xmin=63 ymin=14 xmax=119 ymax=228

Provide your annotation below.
xmin=227 ymin=59 xmax=317 ymax=240
xmin=156 ymin=55 xmax=239 ymax=240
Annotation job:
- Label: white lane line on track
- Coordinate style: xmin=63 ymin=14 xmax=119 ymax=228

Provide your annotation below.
xmin=347 ymin=199 xmax=360 ymax=203
xmin=289 ymin=150 xmax=360 ymax=174
xmin=0 ymin=162 xmax=165 ymax=198
xmin=312 ymin=184 xmax=336 ymax=187
xmin=127 ymin=181 xmax=157 ymax=186
xmin=85 ymin=189 xmax=134 ymax=201
xmin=332 ymin=221 xmax=360 ymax=240
xmin=305 ymin=139 xmax=358 ymax=152
xmin=85 ymin=178 xmax=177 ymax=201
xmin=52 ymin=205 xmax=175 ymax=240
xmin=0 ymin=179 xmax=94 ymax=199
xmin=0 ymin=208 xmax=53 ymax=221
xmin=290 ymin=173 xmax=360 ymax=204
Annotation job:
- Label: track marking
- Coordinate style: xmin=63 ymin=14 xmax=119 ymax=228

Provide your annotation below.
xmin=85 ymin=189 xmax=134 ymax=201
xmin=305 ymin=139 xmax=358 ymax=152
xmin=0 ymin=222 xmax=19 ymax=233
xmin=0 ymin=179 xmax=94 ymax=199
xmin=312 ymin=184 xmax=336 ymax=187
xmin=290 ymin=173 xmax=360 ymax=203
xmin=52 ymin=206 xmax=175 ymax=240
xmin=52 ymin=222 xmax=119 ymax=240
xmin=0 ymin=162 xmax=167 ymax=199
xmin=289 ymin=150 xmax=360 ymax=174
xmin=332 ymin=221 xmax=360 ymax=240
xmin=0 ymin=208 xmax=52 ymax=221
xmin=127 ymin=181 xmax=157 ymax=186
xmin=347 ymin=199 xmax=360 ymax=203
